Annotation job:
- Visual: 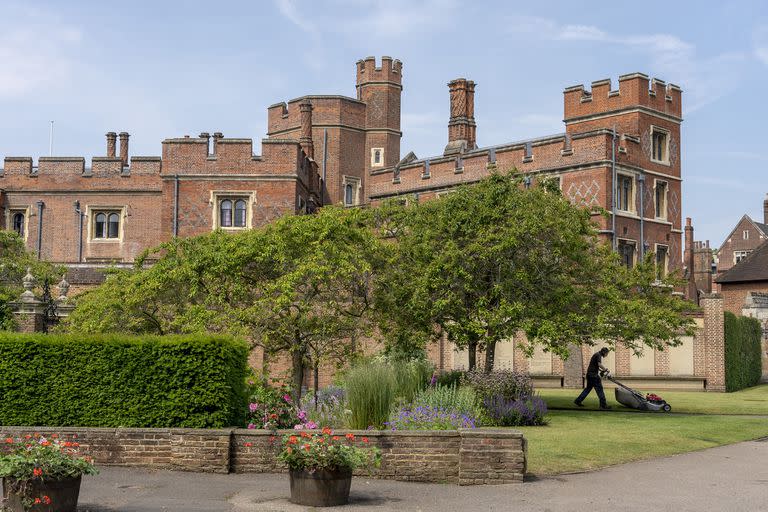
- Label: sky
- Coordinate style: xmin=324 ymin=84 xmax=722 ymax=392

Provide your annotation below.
xmin=1 ymin=0 xmax=767 ymax=247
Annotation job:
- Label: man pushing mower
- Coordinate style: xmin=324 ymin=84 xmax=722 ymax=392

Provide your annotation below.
xmin=574 ymin=347 xmax=611 ymax=410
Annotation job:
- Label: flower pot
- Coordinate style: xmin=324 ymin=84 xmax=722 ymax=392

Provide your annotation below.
xmin=288 ymin=468 xmax=352 ymax=507
xmin=2 ymin=475 xmax=82 ymax=512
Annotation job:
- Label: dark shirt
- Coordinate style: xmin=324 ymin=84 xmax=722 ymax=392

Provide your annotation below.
xmin=586 ymin=352 xmax=603 ymax=376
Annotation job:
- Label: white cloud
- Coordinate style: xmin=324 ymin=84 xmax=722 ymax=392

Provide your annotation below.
xmin=505 ymin=15 xmax=744 ymax=116
xmin=0 ymin=8 xmax=82 ymax=99
xmin=274 ymin=0 xmax=319 ymax=36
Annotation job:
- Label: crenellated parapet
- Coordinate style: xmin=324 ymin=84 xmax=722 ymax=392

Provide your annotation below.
xmin=355 ymin=56 xmax=402 ymax=87
xmin=564 ymin=73 xmax=682 ymax=126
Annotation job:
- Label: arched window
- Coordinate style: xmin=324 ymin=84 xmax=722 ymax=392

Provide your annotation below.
xmin=11 ymin=212 xmax=24 ymax=236
xmin=95 ymin=213 xmax=106 ymax=238
xmin=220 ymin=200 xmax=232 ymax=227
xmin=234 ymin=200 xmax=247 ymax=227
xmin=108 ymin=213 xmax=120 ymax=238
xmin=374 ymin=149 xmax=381 ymax=164
xmin=344 ymin=184 xmax=354 ymax=206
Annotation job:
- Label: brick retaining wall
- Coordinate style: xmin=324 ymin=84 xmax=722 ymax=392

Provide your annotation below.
xmin=0 ymin=427 xmax=526 ymax=485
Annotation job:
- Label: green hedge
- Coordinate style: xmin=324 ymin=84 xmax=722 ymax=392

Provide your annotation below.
xmin=0 ymin=333 xmax=248 ymax=428
xmin=723 ymin=312 xmax=763 ymax=392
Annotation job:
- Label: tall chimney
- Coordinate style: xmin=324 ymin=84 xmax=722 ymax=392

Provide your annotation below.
xmin=444 ymin=78 xmax=477 ymax=156
xmin=199 ymin=132 xmax=211 ymax=155
xmin=106 ymin=132 xmax=117 ymax=158
xmin=118 ymin=132 xmax=129 ymax=167
xmin=684 ymin=217 xmax=697 ymax=303
xmin=299 ymin=99 xmax=314 ymax=160
xmin=212 ymin=132 xmax=223 ymax=157
xmin=763 ymin=193 xmax=768 ymax=224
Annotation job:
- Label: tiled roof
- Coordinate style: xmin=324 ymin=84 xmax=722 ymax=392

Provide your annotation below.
xmin=715 ymin=240 xmax=768 ymax=283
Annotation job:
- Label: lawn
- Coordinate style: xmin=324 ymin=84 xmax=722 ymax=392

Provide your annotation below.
xmin=537 ymin=384 xmax=768 ymax=415
xmin=517 ymin=410 xmax=768 ymax=476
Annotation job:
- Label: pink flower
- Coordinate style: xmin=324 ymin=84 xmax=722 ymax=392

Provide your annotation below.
xmin=283 ymin=394 xmax=292 ymax=403
xmin=247 ymin=423 xmax=256 ymax=430
xmin=249 ymin=403 xmax=259 ymax=413
xmin=294 ymin=424 xmax=303 ymax=430
xmin=297 ymin=410 xmax=307 ymax=421
xmin=305 ymin=421 xmax=318 ymax=430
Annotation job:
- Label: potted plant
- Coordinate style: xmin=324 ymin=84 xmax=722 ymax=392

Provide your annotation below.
xmin=278 ymin=428 xmax=380 ymax=507
xmin=0 ymin=433 xmax=98 ymax=512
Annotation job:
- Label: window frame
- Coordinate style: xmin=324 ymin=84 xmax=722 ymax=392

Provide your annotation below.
xmin=650 ymin=126 xmax=670 ymax=165
xmin=342 ymin=176 xmax=362 ymax=207
xmin=88 ymin=206 xmax=125 ymax=242
xmin=7 ymin=207 xmax=29 ymax=240
xmin=617 ymin=238 xmax=637 ymax=269
xmin=370 ymin=148 xmax=384 ymax=168
xmin=210 ymin=191 xmax=255 ymax=231
xmin=743 ymin=230 xmax=749 ymax=240
xmin=654 ymin=243 xmax=669 ymax=280
xmin=654 ymin=179 xmax=668 ymax=220
xmin=616 ymin=173 xmax=635 ymax=213
xmin=734 ymin=250 xmax=751 ymax=265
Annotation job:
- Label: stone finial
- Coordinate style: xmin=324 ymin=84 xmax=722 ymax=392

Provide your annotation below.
xmin=57 ymin=274 xmax=70 ymax=303
xmin=21 ymin=267 xmax=36 ymax=303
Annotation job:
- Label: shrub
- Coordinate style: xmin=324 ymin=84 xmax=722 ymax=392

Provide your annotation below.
xmin=385 ymin=405 xmax=477 ymax=430
xmin=392 ymin=359 xmax=433 ymax=403
xmin=464 ymin=369 xmax=533 ymax=401
xmin=345 ymin=361 xmax=396 ymax=429
xmin=411 ymin=384 xmax=481 ymax=419
xmin=436 ymin=370 xmax=465 ymax=388
xmin=483 ymin=395 xmax=548 ymax=426
xmin=245 ymin=378 xmax=299 ymax=430
xmin=299 ymin=386 xmax=348 ymax=429
xmin=0 ymin=333 xmax=248 ymax=428
xmin=724 ymin=312 xmax=763 ymax=392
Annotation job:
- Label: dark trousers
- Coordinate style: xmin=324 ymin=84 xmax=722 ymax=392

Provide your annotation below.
xmin=575 ymin=374 xmax=607 ymax=407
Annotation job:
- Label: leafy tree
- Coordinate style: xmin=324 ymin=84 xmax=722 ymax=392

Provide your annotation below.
xmin=375 ymin=172 xmax=697 ymax=371
xmin=64 ymin=207 xmax=386 ymax=402
xmin=0 ymin=231 xmax=60 ymax=330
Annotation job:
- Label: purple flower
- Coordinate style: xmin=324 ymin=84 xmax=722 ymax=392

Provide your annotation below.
xmin=247 ymin=423 xmax=256 ymax=430
xmin=305 ymin=420 xmax=318 ymax=430
xmin=297 ymin=410 xmax=307 ymax=421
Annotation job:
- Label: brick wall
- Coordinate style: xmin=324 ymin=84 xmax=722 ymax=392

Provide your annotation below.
xmin=0 ymin=427 xmax=526 ymax=485
xmin=720 ymin=281 xmax=768 ymax=315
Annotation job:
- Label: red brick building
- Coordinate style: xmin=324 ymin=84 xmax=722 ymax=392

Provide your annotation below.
xmin=1 ymin=56 xmax=683 ymax=288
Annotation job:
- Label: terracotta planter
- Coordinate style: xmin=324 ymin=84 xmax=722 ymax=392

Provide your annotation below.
xmin=288 ymin=468 xmax=353 ymax=507
xmin=1 ymin=475 xmax=82 ymax=512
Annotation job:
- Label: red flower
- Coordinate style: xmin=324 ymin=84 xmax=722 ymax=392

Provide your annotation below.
xmin=51 ymin=434 xmax=58 ymax=439
xmin=303 ymin=444 xmax=311 ymax=451
xmin=345 ymin=433 xmax=355 ymax=441
xmin=362 ymin=437 xmax=369 ymax=444
xmin=33 ymin=468 xmax=43 ymax=477
xmin=332 ymin=436 xmax=340 ymax=441
xmin=4 ymin=437 xmax=13 ymax=444
xmin=288 ymin=436 xmax=298 ymax=445
xmin=322 ymin=427 xmax=333 ymax=435
xmin=34 ymin=498 xmax=41 ymax=505
xmin=269 ymin=413 xmax=278 ymax=420
xmin=42 ymin=496 xmax=51 ymax=505
xmin=244 ymin=442 xmax=253 ymax=447
xmin=300 ymin=432 xmax=310 ymax=439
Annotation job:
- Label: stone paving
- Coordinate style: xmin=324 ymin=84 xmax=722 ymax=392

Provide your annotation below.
xmin=26 ymin=438 xmax=768 ymax=511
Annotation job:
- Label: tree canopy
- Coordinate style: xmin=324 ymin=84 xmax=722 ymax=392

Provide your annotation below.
xmin=373 ymin=173 xmax=697 ymax=370
xmin=0 ymin=231 xmax=60 ymax=330
xmin=64 ymin=206 xmax=387 ymax=401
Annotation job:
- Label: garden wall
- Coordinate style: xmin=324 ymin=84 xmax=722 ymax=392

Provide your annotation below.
xmin=0 ymin=427 xmax=526 ymax=485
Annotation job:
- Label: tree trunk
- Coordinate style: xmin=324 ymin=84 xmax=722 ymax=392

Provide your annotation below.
xmin=291 ymin=344 xmax=306 ymax=404
xmin=468 ymin=339 xmax=477 ymax=371
xmin=484 ymin=340 xmax=497 ymax=373
xmin=313 ymin=360 xmax=320 ymax=410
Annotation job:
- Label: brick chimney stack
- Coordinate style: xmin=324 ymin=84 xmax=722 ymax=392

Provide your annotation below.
xmin=199 ymin=132 xmax=211 ymax=155
xmin=118 ymin=132 xmax=129 ymax=167
xmin=299 ymin=99 xmax=314 ymax=160
xmin=444 ymin=78 xmax=477 ymax=156
xmin=106 ymin=132 xmax=117 ymax=158
xmin=684 ymin=217 xmax=698 ymax=303
xmin=763 ymin=193 xmax=768 ymax=224
xmin=212 ymin=132 xmax=223 ymax=157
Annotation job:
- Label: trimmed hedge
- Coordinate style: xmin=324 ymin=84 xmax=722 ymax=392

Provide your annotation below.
xmin=723 ymin=312 xmax=763 ymax=392
xmin=0 ymin=333 xmax=248 ymax=428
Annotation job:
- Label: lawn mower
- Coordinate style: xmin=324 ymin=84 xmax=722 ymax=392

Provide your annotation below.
xmin=600 ymin=370 xmax=672 ymax=412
